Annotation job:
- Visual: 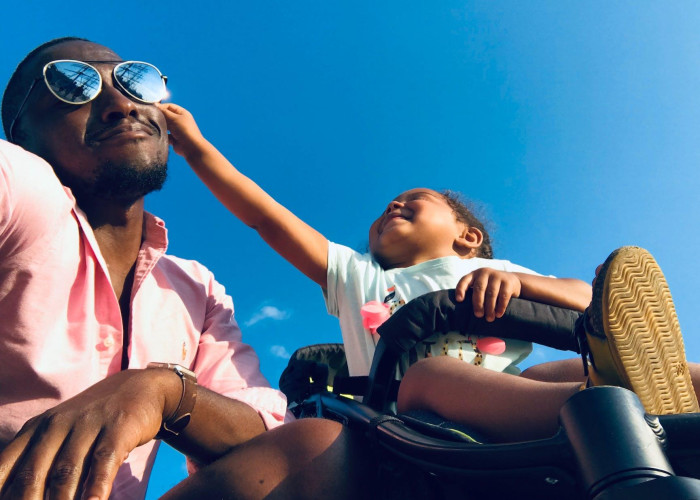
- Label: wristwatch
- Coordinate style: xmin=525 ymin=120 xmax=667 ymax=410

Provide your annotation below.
xmin=147 ymin=362 xmax=198 ymax=438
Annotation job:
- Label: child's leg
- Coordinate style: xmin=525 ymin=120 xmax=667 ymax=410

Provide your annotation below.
xmin=397 ymin=356 xmax=581 ymax=443
xmin=521 ymin=358 xmax=584 ymax=383
xmin=523 ymin=358 xmax=700 ymax=395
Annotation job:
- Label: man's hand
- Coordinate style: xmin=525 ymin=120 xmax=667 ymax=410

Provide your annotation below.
xmin=455 ymin=269 xmax=522 ymax=322
xmin=0 ymin=369 xmax=179 ymax=500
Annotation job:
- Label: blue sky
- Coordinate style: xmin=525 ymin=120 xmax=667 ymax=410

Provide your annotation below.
xmin=3 ymin=2 xmax=700 ymax=497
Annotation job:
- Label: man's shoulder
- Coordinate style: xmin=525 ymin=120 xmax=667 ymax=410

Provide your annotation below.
xmin=0 ymin=139 xmax=25 ymax=156
xmin=0 ymin=139 xmax=54 ymax=174
xmin=154 ymin=253 xmax=235 ymax=307
xmin=0 ymin=140 xmax=75 ymax=236
xmin=0 ymin=140 xmax=67 ymax=196
xmin=156 ymin=252 xmax=221 ymax=287
xmin=159 ymin=252 xmax=213 ymax=275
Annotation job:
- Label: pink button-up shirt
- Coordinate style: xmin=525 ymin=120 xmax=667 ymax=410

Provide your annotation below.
xmin=0 ymin=140 xmax=290 ymax=499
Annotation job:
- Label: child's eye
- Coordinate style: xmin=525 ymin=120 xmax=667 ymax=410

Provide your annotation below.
xmin=407 ymin=193 xmax=430 ymax=202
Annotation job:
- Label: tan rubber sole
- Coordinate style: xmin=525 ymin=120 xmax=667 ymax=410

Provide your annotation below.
xmin=590 ymin=246 xmax=699 ymax=414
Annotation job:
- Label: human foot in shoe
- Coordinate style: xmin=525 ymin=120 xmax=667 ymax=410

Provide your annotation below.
xmin=582 ymin=246 xmax=699 ymax=415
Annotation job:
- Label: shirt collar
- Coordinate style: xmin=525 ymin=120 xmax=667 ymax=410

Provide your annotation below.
xmin=142 ymin=211 xmax=168 ymax=253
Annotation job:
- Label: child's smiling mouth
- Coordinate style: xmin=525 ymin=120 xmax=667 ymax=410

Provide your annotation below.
xmin=380 ymin=212 xmax=410 ymax=233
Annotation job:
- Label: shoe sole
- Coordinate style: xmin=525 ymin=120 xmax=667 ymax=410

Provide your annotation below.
xmin=589 ymin=246 xmax=699 ymax=414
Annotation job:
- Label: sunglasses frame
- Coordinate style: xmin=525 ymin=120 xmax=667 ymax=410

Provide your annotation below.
xmin=8 ymin=59 xmax=167 ymax=143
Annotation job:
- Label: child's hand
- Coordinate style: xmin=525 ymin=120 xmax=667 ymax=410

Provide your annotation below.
xmin=156 ymin=103 xmax=208 ymax=159
xmin=455 ymin=269 xmax=521 ymax=322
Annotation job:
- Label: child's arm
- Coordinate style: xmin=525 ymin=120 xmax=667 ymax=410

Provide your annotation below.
xmin=157 ymin=103 xmax=329 ymax=287
xmin=455 ymin=269 xmax=591 ymax=322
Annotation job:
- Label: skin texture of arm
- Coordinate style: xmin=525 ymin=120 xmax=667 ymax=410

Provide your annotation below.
xmin=151 ymin=368 xmax=267 ymax=464
xmin=515 ymin=274 xmax=591 ymax=311
xmin=0 ymin=368 xmax=266 ymax=500
xmin=157 ymin=103 xmax=329 ymax=287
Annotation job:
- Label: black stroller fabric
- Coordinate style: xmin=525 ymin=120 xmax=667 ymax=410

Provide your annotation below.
xmin=279 ymin=343 xmax=349 ymax=406
xmin=377 ymin=289 xmax=583 ymax=355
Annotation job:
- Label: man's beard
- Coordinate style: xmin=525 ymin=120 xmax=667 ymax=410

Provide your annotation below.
xmin=54 ymin=160 xmax=168 ymax=206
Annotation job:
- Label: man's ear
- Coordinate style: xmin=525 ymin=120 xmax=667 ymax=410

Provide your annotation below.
xmin=454 ymin=226 xmax=483 ymax=258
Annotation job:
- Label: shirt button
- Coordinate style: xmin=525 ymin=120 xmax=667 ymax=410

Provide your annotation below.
xmin=102 ymin=335 xmax=115 ymax=348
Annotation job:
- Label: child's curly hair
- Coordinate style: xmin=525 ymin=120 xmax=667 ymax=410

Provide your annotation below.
xmin=440 ymin=190 xmax=493 ymax=259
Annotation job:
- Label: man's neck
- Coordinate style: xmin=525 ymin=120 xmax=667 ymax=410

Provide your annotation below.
xmin=80 ymin=197 xmax=146 ymax=301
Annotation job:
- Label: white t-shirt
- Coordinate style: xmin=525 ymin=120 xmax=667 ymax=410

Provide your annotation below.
xmin=324 ymin=242 xmax=539 ymax=377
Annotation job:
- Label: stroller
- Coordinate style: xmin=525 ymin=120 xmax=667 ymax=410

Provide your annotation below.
xmin=279 ymin=290 xmax=700 ymax=499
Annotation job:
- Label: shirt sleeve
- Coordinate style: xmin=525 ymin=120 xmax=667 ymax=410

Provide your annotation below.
xmin=505 ymin=259 xmax=556 ymax=278
xmin=472 ymin=257 xmax=547 ymax=277
xmin=0 ymin=144 xmax=10 ymax=236
xmin=323 ymin=241 xmax=343 ymax=317
xmin=500 ymin=260 xmax=544 ymax=276
xmin=191 ymin=271 xmax=292 ymax=430
xmin=183 ymin=272 xmax=293 ymax=475
xmin=0 ymin=140 xmax=74 ymax=257
xmin=324 ymin=241 xmax=373 ymax=317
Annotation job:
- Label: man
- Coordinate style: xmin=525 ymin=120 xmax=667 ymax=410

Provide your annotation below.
xmin=0 ymin=37 xmax=373 ymax=499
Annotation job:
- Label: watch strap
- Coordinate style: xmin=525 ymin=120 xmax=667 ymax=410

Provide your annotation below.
xmin=147 ymin=362 xmax=198 ymax=439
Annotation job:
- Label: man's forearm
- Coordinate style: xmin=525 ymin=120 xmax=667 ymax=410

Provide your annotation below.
xmin=165 ymin=385 xmax=267 ymax=465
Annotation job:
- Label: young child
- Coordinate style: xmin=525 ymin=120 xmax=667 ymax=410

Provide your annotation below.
xmin=157 ymin=103 xmax=591 ymax=381
xmin=158 ymin=104 xmax=699 ymax=443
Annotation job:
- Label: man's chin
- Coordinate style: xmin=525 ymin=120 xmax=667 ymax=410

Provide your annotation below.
xmin=93 ymin=161 xmax=168 ymax=203
xmin=53 ymin=160 xmax=168 ymax=205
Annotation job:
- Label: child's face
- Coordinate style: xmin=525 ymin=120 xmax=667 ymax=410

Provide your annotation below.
xmin=369 ymin=188 xmax=467 ymax=269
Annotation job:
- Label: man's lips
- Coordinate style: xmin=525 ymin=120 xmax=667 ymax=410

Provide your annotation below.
xmin=87 ymin=121 xmax=158 ymax=143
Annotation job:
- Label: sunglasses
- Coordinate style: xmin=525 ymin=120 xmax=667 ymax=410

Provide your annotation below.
xmin=8 ymin=59 xmax=168 ymax=142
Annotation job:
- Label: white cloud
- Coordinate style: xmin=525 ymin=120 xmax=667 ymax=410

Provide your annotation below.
xmin=530 ymin=346 xmax=547 ymax=359
xmin=245 ymin=305 xmax=290 ymax=327
xmin=270 ymin=345 xmax=291 ymax=359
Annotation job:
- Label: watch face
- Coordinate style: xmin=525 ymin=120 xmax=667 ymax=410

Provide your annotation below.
xmin=148 ymin=362 xmax=197 ymax=381
xmin=174 ymin=365 xmax=197 ymax=380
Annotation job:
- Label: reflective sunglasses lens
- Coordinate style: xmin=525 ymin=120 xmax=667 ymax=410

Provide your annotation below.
xmin=114 ymin=62 xmax=166 ymax=103
xmin=44 ymin=61 xmax=101 ymax=104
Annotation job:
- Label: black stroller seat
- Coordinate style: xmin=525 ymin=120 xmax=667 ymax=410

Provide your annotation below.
xmin=280 ymin=291 xmax=700 ymax=499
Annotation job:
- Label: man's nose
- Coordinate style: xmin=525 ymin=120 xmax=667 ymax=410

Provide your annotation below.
xmin=94 ymin=78 xmax=139 ymax=122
